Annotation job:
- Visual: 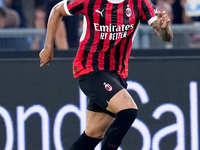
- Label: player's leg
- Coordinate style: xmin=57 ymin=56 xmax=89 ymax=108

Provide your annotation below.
xmin=69 ymin=110 xmax=115 ymax=150
xmin=107 ymin=88 xmax=138 ymax=113
xmin=101 ymin=89 xmax=138 ymax=150
xmin=85 ymin=110 xmax=115 ymax=138
xmin=72 ymin=70 xmax=138 ymax=150
xmin=69 ymin=71 xmax=114 ymax=150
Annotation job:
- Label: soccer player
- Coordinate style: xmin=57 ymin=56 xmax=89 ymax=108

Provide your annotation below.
xmin=39 ymin=0 xmax=173 ymax=149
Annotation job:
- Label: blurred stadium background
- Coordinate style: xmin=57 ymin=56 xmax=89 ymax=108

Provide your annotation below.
xmin=0 ymin=24 xmax=200 ymax=50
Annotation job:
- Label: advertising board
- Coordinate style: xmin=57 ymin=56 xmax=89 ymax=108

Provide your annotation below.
xmin=0 ymin=57 xmax=199 ymax=150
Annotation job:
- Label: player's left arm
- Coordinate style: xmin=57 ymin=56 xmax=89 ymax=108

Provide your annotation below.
xmin=150 ymin=11 xmax=173 ymax=42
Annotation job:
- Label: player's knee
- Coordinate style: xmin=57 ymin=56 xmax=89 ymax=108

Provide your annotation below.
xmin=119 ymin=108 xmax=138 ymax=121
xmin=85 ymin=128 xmax=106 ymax=139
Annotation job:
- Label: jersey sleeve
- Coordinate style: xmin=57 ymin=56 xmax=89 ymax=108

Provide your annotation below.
xmin=141 ymin=0 xmax=157 ymax=25
xmin=63 ymin=0 xmax=85 ymax=16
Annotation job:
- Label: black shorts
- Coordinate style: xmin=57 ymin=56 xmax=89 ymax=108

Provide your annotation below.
xmin=77 ymin=70 xmax=127 ymax=117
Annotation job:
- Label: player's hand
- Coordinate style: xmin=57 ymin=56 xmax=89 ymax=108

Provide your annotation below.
xmin=39 ymin=46 xmax=53 ymax=67
xmin=157 ymin=11 xmax=170 ymax=29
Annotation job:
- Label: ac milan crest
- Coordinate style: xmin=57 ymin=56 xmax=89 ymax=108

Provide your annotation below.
xmin=104 ymin=82 xmax=113 ymax=91
xmin=126 ymin=5 xmax=132 ymax=17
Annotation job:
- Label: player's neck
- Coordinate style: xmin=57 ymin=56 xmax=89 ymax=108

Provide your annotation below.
xmin=107 ymin=0 xmax=124 ymax=4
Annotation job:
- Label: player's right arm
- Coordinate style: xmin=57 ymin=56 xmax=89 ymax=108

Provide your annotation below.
xmin=39 ymin=1 xmax=68 ymax=67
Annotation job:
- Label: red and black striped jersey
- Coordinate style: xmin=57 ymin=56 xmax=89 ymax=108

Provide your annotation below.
xmin=63 ymin=0 xmax=157 ymax=78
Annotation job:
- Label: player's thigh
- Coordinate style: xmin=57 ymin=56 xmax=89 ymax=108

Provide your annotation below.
xmin=106 ymin=89 xmax=138 ymax=114
xmin=85 ymin=110 xmax=115 ymax=139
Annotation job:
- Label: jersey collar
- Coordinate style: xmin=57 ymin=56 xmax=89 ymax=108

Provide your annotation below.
xmin=107 ymin=0 xmax=125 ymax=4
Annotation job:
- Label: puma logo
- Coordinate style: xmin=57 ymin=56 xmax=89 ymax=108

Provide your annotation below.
xmin=95 ymin=9 xmax=104 ymax=17
xmin=154 ymin=8 xmax=158 ymax=15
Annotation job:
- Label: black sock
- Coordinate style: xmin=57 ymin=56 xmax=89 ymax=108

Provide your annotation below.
xmin=69 ymin=131 xmax=102 ymax=150
xmin=101 ymin=109 xmax=138 ymax=150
